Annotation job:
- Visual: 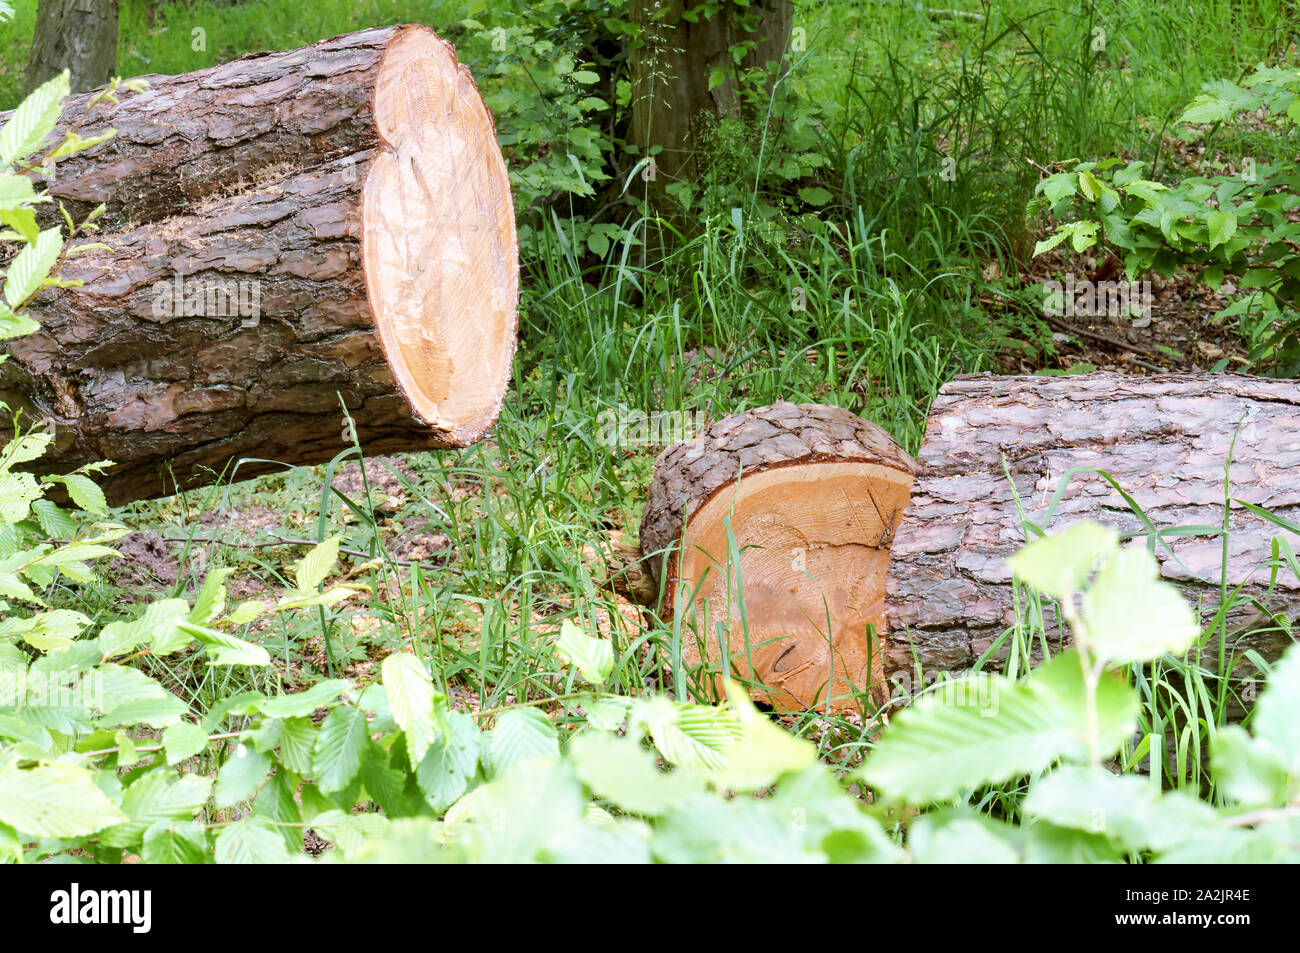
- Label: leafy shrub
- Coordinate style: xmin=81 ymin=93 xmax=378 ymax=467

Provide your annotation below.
xmin=1030 ymin=65 xmax=1300 ymax=373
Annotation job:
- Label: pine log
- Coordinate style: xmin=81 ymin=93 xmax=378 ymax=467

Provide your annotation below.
xmin=640 ymin=402 xmax=916 ymax=711
xmin=12 ymin=27 xmax=435 ymax=231
xmin=885 ymin=373 xmax=1300 ymax=678
xmin=1 ymin=26 xmax=517 ymax=505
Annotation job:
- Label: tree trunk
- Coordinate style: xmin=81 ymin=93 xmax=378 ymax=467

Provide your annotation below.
xmin=885 ymin=373 xmax=1300 ymax=679
xmin=627 ymin=0 xmax=792 ymax=212
xmin=25 ymin=0 xmax=119 ymax=96
xmin=640 ymin=402 xmax=916 ymax=711
xmin=2 ymin=25 xmax=518 ymax=505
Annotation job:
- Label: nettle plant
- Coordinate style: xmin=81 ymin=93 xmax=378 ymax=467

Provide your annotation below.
xmin=1029 ymin=65 xmax=1300 ymax=373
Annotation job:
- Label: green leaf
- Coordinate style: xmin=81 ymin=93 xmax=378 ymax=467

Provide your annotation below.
xmin=1211 ymin=725 xmax=1291 ymax=807
xmin=1077 ymin=170 xmax=1102 ymax=202
xmin=99 ymin=693 xmax=187 ymax=728
xmin=215 ymin=744 xmax=271 ymax=807
xmin=382 ymin=653 xmax=437 ymax=768
xmin=862 ymin=653 xmax=1139 ymax=803
xmin=138 ymin=598 xmax=193 ymax=656
xmin=30 ymin=498 xmax=75 ymax=539
xmin=257 ymin=679 xmax=350 ymax=718
xmin=178 ymin=622 xmax=270 ymax=666
xmin=58 ymin=473 xmax=106 ymax=514
xmin=294 ymin=536 xmax=340 ymax=592
xmin=908 ymin=810 xmax=1020 ymax=863
xmin=189 ymin=567 xmax=234 ymax=625
xmin=8 ymin=607 xmax=90 ymax=652
xmin=1081 ymin=545 xmax=1199 ymax=664
xmin=277 ymin=717 xmax=317 ymax=775
xmin=416 ymin=710 xmax=480 ymax=811
xmin=0 ymin=762 xmax=126 ymax=838
xmin=633 ymin=697 xmax=743 ymax=771
xmin=710 ymin=679 xmax=816 ymax=792
xmin=448 ymin=757 xmax=585 ymax=863
xmin=141 ymin=820 xmax=210 ymax=863
xmin=3 ymin=226 xmax=62 ymax=308
xmin=797 ymin=186 xmax=834 ymax=206
xmin=555 ymin=618 xmax=614 ymax=685
xmin=0 ymin=472 xmax=41 ymax=523
xmin=485 ymin=707 xmax=559 ymax=777
xmin=313 ymin=706 xmax=367 ymax=793
xmin=163 ymin=721 xmax=208 ymax=765
xmin=359 ymin=740 xmax=416 ymax=817
xmin=1038 ymin=172 xmax=1078 ymax=204
xmin=570 ymin=731 xmax=702 ymax=816
xmin=1253 ymin=643 xmax=1300 ymax=775
xmin=1024 ymin=765 xmax=1215 ymax=853
xmin=100 ymin=772 xmax=210 ymax=848
xmin=0 ymin=173 xmax=35 ymax=210
xmin=1007 ymin=522 xmax=1119 ymax=603
xmin=653 ymin=794 xmax=818 ymax=863
xmin=577 ymin=694 xmax=630 ymax=731
xmin=214 ymin=816 xmax=292 ymax=864
xmin=0 ymin=70 xmax=68 ymax=167
xmin=0 ymin=208 xmax=39 ymax=246
xmin=1207 ymin=209 xmax=1237 ymax=250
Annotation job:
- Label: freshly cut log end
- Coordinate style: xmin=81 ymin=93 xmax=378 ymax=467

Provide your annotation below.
xmin=885 ymin=372 xmax=1300 ymax=678
xmin=1 ymin=25 xmax=518 ymax=504
xmin=364 ymin=28 xmax=516 ymax=442
xmin=640 ymin=402 xmax=917 ymax=711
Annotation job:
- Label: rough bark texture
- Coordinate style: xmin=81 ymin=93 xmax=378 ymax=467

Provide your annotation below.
xmin=10 ymin=27 xmax=405 ymax=232
xmin=641 ymin=402 xmax=916 ymax=710
xmin=25 ymin=0 xmax=119 ymax=96
xmin=886 ymin=373 xmax=1300 ymax=677
xmin=628 ymin=0 xmax=792 ymax=211
xmin=2 ymin=25 xmax=518 ymax=505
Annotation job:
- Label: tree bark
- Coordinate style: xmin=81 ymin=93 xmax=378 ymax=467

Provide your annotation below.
xmin=640 ymin=402 xmax=916 ymax=711
xmin=11 ymin=27 xmax=431 ymax=232
xmin=885 ymin=373 xmax=1300 ymax=678
xmin=2 ymin=25 xmax=518 ymax=505
xmin=627 ymin=0 xmax=792 ymax=212
xmin=25 ymin=0 xmax=119 ymax=96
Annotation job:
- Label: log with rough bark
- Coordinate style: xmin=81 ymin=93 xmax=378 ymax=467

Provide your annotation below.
xmin=639 ymin=402 xmax=916 ymax=711
xmin=1 ymin=26 xmax=518 ymax=505
xmin=886 ymin=373 xmax=1300 ymax=678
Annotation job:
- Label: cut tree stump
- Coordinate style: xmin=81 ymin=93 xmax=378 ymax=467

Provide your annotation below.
xmin=1 ymin=25 xmax=517 ymax=504
xmin=640 ymin=402 xmax=916 ymax=711
xmin=886 ymin=373 xmax=1300 ymax=678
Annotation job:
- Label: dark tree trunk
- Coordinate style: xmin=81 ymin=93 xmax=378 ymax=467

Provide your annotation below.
xmin=627 ymin=0 xmax=792 ymax=213
xmin=25 ymin=0 xmax=119 ymax=96
xmin=885 ymin=373 xmax=1300 ymax=678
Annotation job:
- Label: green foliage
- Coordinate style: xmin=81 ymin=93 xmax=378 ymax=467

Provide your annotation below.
xmin=866 ymin=523 xmax=1300 ymax=862
xmin=1030 ymin=65 xmax=1300 ymax=372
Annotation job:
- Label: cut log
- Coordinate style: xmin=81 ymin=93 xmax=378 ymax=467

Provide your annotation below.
xmin=1 ymin=26 xmax=517 ymax=505
xmin=640 ymin=402 xmax=916 ymax=711
xmin=886 ymin=373 xmax=1300 ymax=678
xmin=11 ymin=27 xmax=438 ymax=231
